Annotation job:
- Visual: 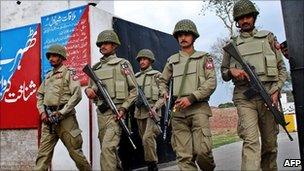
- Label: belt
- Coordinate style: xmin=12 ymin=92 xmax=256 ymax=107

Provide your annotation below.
xmin=46 ymin=104 xmax=65 ymax=112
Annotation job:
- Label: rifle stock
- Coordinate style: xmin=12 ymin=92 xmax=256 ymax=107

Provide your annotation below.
xmin=83 ymin=65 xmax=137 ymax=149
xmin=223 ymin=42 xmax=293 ymax=141
xmin=163 ymin=79 xmax=173 ymax=141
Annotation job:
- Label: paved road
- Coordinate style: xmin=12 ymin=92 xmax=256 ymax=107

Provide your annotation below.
xmin=160 ymin=132 xmax=301 ymax=170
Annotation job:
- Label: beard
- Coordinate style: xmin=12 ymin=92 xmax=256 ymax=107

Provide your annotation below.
xmin=241 ymin=22 xmax=254 ymax=32
xmin=50 ymin=63 xmax=59 ymax=67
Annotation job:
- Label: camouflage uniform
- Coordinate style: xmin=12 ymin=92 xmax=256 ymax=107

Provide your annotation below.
xmin=87 ymin=30 xmax=137 ymax=171
xmin=221 ymin=1 xmax=288 ymax=170
xmin=35 ymin=44 xmax=91 ymax=171
xmin=159 ymin=19 xmax=216 ymax=171
xmin=134 ymin=49 xmax=165 ymax=169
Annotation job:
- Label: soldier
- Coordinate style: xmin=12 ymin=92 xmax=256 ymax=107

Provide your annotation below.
xmin=84 ymin=30 xmax=137 ymax=170
xmin=159 ymin=19 xmax=216 ymax=170
xmin=134 ymin=49 xmax=165 ymax=171
xmin=35 ymin=44 xmax=91 ymax=171
xmin=280 ymin=41 xmax=289 ymax=59
xmin=221 ymin=0 xmax=288 ymax=170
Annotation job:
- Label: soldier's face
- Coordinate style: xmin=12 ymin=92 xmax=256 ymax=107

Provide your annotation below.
xmin=177 ymin=33 xmax=194 ymax=48
xmin=100 ymin=42 xmax=116 ymax=56
xmin=281 ymin=47 xmax=289 ymax=59
xmin=139 ymin=57 xmax=152 ymax=70
xmin=48 ymin=54 xmax=63 ymax=67
xmin=237 ymin=14 xmax=255 ymax=32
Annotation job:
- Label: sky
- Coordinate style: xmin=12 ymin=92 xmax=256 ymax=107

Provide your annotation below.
xmin=114 ymin=1 xmax=287 ymax=106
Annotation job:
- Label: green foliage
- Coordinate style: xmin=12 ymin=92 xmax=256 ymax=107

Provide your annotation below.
xmin=212 ymin=133 xmax=240 ymax=148
xmin=218 ymin=102 xmax=235 ymax=108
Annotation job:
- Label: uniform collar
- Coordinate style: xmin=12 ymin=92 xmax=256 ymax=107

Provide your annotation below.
xmin=179 ymin=50 xmax=196 ymax=58
xmin=140 ymin=66 xmax=153 ymax=74
xmin=240 ymin=28 xmax=258 ymax=38
xmin=179 ymin=50 xmax=205 ymax=59
xmin=101 ymin=53 xmax=117 ymax=63
xmin=52 ymin=65 xmax=67 ymax=74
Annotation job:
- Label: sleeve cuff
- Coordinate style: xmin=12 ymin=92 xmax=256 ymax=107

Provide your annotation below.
xmin=118 ymin=107 xmax=127 ymax=113
xmin=121 ymin=103 xmax=130 ymax=111
xmin=187 ymin=94 xmax=197 ymax=104
xmin=269 ymin=85 xmax=279 ymax=95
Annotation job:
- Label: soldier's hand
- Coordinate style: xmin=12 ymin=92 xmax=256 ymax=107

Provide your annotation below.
xmin=230 ymin=68 xmax=250 ymax=81
xmin=174 ymin=97 xmax=191 ymax=110
xmin=40 ymin=112 xmax=50 ymax=124
xmin=271 ymin=91 xmax=279 ymax=108
xmin=116 ymin=107 xmax=126 ymax=120
xmin=163 ymin=92 xmax=169 ymax=100
xmin=149 ymin=106 xmax=157 ymax=117
xmin=85 ymin=88 xmax=97 ymax=99
xmin=50 ymin=111 xmax=61 ymax=123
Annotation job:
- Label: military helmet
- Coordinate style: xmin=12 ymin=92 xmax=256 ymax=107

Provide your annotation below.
xmin=136 ymin=49 xmax=155 ymax=62
xmin=96 ymin=30 xmax=121 ymax=47
xmin=173 ymin=19 xmax=199 ymax=39
xmin=233 ymin=0 xmax=259 ymax=21
xmin=46 ymin=44 xmax=67 ymax=60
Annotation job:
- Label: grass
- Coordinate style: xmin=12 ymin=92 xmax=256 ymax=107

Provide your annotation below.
xmin=212 ymin=133 xmax=241 ymax=149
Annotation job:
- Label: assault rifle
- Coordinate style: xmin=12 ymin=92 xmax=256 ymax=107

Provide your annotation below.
xmin=120 ymin=62 xmax=162 ymax=134
xmin=223 ymin=42 xmax=293 ymax=141
xmin=163 ymin=78 xmax=173 ymax=141
xmin=82 ymin=65 xmax=137 ymax=149
xmin=44 ymin=105 xmax=59 ymax=134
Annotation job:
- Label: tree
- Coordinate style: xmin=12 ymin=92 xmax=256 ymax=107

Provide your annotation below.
xmin=200 ymin=0 xmax=238 ymax=37
xmin=200 ymin=0 xmax=238 ymax=80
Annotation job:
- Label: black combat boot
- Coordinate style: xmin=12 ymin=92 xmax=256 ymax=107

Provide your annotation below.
xmin=147 ymin=161 xmax=158 ymax=171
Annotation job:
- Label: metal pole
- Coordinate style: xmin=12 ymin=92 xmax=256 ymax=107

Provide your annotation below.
xmin=281 ymin=0 xmax=304 ymax=164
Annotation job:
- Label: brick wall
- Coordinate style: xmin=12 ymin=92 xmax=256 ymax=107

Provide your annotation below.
xmin=210 ymin=107 xmax=238 ymax=135
xmin=0 ymin=108 xmax=238 ymax=169
xmin=0 ymin=129 xmax=38 ymax=170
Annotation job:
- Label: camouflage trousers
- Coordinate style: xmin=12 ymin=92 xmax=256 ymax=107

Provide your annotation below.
xmin=97 ymin=114 xmax=122 ymax=171
xmin=35 ymin=115 xmax=91 ymax=171
xmin=234 ymin=98 xmax=279 ymax=171
xmin=137 ymin=117 xmax=161 ymax=162
xmin=171 ymin=104 xmax=215 ymax=171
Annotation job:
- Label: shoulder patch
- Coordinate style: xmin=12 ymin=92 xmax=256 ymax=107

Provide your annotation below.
xmin=204 ymin=58 xmax=214 ymax=70
xmin=68 ymin=68 xmax=76 ymax=75
xmin=68 ymin=68 xmax=78 ymax=81
xmin=120 ymin=61 xmax=133 ymax=76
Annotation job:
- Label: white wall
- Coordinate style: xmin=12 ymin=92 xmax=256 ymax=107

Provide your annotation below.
xmin=51 ymin=6 xmax=114 ymax=170
xmin=0 ymin=0 xmax=113 ymax=30
xmin=88 ymin=6 xmax=114 ymax=170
